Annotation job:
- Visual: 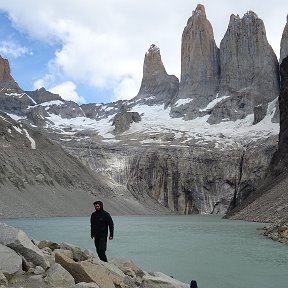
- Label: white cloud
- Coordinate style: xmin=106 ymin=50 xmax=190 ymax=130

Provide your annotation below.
xmin=0 ymin=0 xmax=287 ymax=102
xmin=49 ymin=81 xmax=85 ymax=103
xmin=0 ymin=40 xmax=30 ymax=58
xmin=33 ymin=74 xmax=55 ymax=90
xmin=113 ymin=76 xmax=140 ymax=101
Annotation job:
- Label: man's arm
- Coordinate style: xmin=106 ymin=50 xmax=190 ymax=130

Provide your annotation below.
xmin=90 ymin=214 xmax=94 ymax=239
xmin=107 ymin=214 xmax=114 ymax=239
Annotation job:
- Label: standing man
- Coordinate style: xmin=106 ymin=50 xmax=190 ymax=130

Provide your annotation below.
xmin=90 ymin=201 xmax=114 ymax=262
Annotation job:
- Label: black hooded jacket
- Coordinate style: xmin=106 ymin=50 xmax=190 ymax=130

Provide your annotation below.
xmin=90 ymin=201 xmax=114 ymax=238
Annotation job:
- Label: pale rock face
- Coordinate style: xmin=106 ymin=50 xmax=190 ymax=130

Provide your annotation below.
xmin=219 ymin=11 xmax=279 ymax=105
xmin=0 ymin=223 xmax=50 ymax=269
xmin=171 ymin=4 xmax=220 ymax=119
xmin=207 ymin=11 xmax=280 ymax=124
xmin=0 ymin=244 xmax=22 ymax=279
xmin=140 ymin=272 xmax=189 ymax=288
xmin=45 ymin=263 xmax=75 ymax=288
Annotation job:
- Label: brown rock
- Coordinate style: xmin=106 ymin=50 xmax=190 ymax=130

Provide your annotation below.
xmin=112 ymin=111 xmax=141 ymax=134
xmin=55 ymin=252 xmax=115 ymax=288
xmin=0 ymin=56 xmax=22 ymax=92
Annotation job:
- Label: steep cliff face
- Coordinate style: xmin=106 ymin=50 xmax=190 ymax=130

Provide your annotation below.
xmin=219 ymin=12 xmax=279 ymax=100
xmin=225 ymin=20 xmax=288 ymax=222
xmin=170 ymin=4 xmax=220 ymax=119
xmin=63 ymin=135 xmax=277 ymax=215
xmin=269 ymin=16 xmax=288 ymax=176
xmin=269 ymin=62 xmax=288 ymax=174
xmin=209 ymin=12 xmax=280 ymax=124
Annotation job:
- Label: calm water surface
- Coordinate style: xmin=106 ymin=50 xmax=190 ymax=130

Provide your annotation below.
xmin=4 ymin=215 xmax=288 ymax=288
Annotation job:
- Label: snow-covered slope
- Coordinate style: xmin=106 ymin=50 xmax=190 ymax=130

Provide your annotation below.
xmin=7 ymin=95 xmax=279 ymax=152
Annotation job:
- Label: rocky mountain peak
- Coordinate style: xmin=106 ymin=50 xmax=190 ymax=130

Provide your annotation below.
xmin=25 ymin=87 xmax=62 ymax=104
xmin=0 ymin=56 xmax=22 ymax=92
xmin=179 ymin=4 xmax=219 ymax=89
xmin=219 ymin=10 xmax=279 ymax=102
xmin=135 ymin=44 xmax=179 ymax=106
xmin=143 ymin=44 xmax=166 ymax=79
xmin=243 ymin=10 xmax=258 ymax=20
xmin=192 ymin=4 xmax=206 ymax=18
xmin=170 ymin=4 xmax=220 ymax=119
xmin=207 ymin=9 xmax=280 ymax=124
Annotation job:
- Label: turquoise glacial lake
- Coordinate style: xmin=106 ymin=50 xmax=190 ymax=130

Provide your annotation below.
xmin=3 ymin=215 xmax=288 ymax=288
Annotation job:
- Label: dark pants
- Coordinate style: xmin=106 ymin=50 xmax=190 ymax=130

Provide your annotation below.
xmin=94 ymin=237 xmax=108 ymax=262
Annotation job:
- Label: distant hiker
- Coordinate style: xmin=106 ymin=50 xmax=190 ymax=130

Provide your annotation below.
xmin=90 ymin=201 xmax=114 ymax=262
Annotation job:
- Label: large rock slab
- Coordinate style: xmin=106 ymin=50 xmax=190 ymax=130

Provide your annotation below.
xmin=109 ymin=257 xmax=145 ymax=278
xmin=59 ymin=242 xmax=90 ymax=262
xmin=55 ymin=252 xmax=115 ymax=288
xmin=0 ymin=223 xmax=49 ymax=269
xmin=140 ymin=272 xmax=189 ymax=288
xmin=112 ymin=111 xmax=141 ymax=134
xmin=45 ymin=263 xmax=75 ymax=288
xmin=0 ymin=244 xmax=22 ymax=279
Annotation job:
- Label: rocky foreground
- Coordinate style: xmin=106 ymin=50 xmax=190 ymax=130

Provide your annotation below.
xmin=262 ymin=221 xmax=288 ymax=245
xmin=0 ymin=223 xmax=190 ymax=288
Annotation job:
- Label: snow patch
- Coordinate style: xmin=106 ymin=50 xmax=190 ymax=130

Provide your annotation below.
xmin=5 ymin=92 xmax=37 ymax=105
xmin=174 ymin=98 xmax=193 ymax=107
xmin=200 ymin=95 xmax=230 ymax=111
xmin=23 ymin=129 xmax=36 ymax=149
xmin=13 ymin=126 xmax=22 ymax=134
xmin=38 ymin=100 xmax=65 ymax=107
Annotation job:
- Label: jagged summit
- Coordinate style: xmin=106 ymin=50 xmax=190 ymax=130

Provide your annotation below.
xmin=135 ymin=44 xmax=179 ymax=106
xmin=142 ymin=44 xmax=166 ymax=78
xmin=146 ymin=44 xmax=160 ymax=54
xmin=170 ymin=5 xmax=279 ymax=124
xmin=242 ymin=10 xmax=258 ymax=20
xmin=192 ymin=3 xmax=206 ymax=17
xmin=219 ymin=9 xmax=279 ymax=103
xmin=170 ymin=4 xmax=220 ymax=119
xmin=25 ymin=87 xmax=62 ymax=104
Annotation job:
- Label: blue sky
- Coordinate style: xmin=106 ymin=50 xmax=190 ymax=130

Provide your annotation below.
xmin=0 ymin=0 xmax=287 ymax=105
